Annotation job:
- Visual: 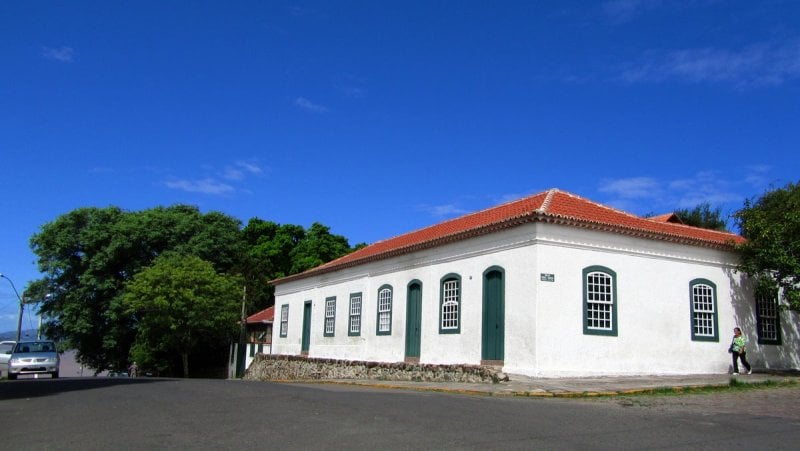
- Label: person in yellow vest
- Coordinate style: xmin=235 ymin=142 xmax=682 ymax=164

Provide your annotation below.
xmin=730 ymin=327 xmax=752 ymax=375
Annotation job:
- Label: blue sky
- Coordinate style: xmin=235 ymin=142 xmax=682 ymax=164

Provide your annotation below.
xmin=1 ymin=1 xmax=798 ymax=333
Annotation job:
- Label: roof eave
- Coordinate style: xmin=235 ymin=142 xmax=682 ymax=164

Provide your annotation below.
xmin=271 ymin=212 xmax=740 ymax=285
xmin=270 ymin=214 xmax=537 ymax=285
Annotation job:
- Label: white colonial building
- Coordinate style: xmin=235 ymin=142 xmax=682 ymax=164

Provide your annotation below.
xmin=270 ymin=189 xmax=799 ymax=377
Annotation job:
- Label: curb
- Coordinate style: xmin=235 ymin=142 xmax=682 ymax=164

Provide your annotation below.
xmin=260 ymin=376 xmax=800 ymax=399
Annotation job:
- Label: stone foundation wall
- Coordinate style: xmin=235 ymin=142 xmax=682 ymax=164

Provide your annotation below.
xmin=244 ymin=354 xmax=507 ymax=383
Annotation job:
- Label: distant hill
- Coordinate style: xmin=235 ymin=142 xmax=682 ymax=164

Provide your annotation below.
xmin=0 ymin=329 xmax=41 ymax=341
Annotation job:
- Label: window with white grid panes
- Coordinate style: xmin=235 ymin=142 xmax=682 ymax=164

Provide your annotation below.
xmin=279 ymin=304 xmax=289 ymax=337
xmin=689 ymin=279 xmax=718 ymax=341
xmin=692 ymin=284 xmax=714 ymax=336
xmin=323 ymin=297 xmax=336 ymax=337
xmin=583 ymin=266 xmax=617 ymax=336
xmin=349 ymin=293 xmax=362 ymax=336
xmin=586 ymin=272 xmax=613 ymax=329
xmin=756 ymin=287 xmax=780 ymax=344
xmin=377 ymin=286 xmax=392 ymax=335
xmin=440 ymin=275 xmax=461 ymax=333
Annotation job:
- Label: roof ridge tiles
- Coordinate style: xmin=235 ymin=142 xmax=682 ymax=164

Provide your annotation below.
xmin=537 ymin=188 xmax=559 ymax=213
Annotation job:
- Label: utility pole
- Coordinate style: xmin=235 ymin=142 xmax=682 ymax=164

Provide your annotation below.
xmin=0 ymin=273 xmax=24 ymax=342
xmin=236 ymin=286 xmax=247 ymax=378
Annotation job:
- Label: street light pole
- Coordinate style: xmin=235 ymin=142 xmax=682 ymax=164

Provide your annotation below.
xmin=0 ymin=273 xmax=25 ymax=342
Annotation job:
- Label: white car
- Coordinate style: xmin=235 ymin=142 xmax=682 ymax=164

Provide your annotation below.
xmin=0 ymin=340 xmax=15 ymax=378
xmin=7 ymin=340 xmax=60 ymax=380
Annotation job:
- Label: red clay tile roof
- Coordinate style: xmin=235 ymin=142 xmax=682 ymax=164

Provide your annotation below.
xmin=246 ymin=306 xmax=274 ymax=324
xmin=648 ymin=213 xmax=684 ymax=224
xmin=272 ymin=189 xmax=744 ymax=284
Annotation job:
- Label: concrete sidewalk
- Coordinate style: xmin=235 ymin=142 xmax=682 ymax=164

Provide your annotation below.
xmin=304 ymin=372 xmax=800 ymax=397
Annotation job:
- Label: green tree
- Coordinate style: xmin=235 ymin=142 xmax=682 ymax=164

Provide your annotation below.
xmin=236 ymin=220 xmax=356 ymax=314
xmin=30 ymin=205 xmax=242 ymax=372
xmin=289 ymin=222 xmax=353 ymax=274
xmin=734 ymin=182 xmax=800 ymax=310
xmin=675 ymin=203 xmax=729 ymax=231
xmin=236 ymin=220 xmax=305 ymax=314
xmin=29 ymin=203 xmax=357 ymax=373
xmin=123 ymin=254 xmax=242 ymax=377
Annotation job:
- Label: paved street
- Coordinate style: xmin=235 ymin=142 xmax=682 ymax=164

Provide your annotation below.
xmin=2 ymin=377 xmax=799 ymax=449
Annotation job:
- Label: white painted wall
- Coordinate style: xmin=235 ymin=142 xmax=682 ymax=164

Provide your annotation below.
xmin=272 ymin=222 xmax=800 ymax=377
xmin=244 ymin=343 xmax=271 ymax=370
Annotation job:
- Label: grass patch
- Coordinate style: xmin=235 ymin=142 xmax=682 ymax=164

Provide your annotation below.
xmin=620 ymin=378 xmax=795 ymax=398
xmin=604 ymin=378 xmax=798 ymax=406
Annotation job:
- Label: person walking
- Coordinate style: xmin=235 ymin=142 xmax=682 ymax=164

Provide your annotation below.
xmin=730 ymin=327 xmax=752 ymax=375
xmin=128 ymin=361 xmax=139 ymax=378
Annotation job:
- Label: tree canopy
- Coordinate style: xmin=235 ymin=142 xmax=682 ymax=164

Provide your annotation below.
xmin=28 ymin=205 xmax=357 ymax=375
xmin=675 ymin=202 xmax=728 ymax=231
xmin=237 ymin=219 xmax=356 ymax=314
xmin=30 ymin=205 xmax=243 ymax=372
xmin=734 ymin=182 xmax=800 ymax=310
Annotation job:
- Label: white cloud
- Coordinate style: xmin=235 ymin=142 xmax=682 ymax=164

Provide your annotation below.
xmin=418 ymin=203 xmax=470 ymax=219
xmin=165 ymin=178 xmax=234 ymax=195
xmin=494 ymin=192 xmax=533 ymax=204
xmin=163 ymin=160 xmax=265 ymax=195
xmin=236 ymin=161 xmax=263 ymax=174
xmin=597 ymin=171 xmax=748 ymax=217
xmin=41 ymin=46 xmax=75 ymax=62
xmin=338 ymin=86 xmax=366 ymax=99
xmin=667 ymin=171 xmax=740 ymax=207
xmin=619 ymin=39 xmax=800 ymax=88
xmin=223 ymin=168 xmax=244 ymax=181
xmin=598 ymin=176 xmax=661 ymax=199
xmin=223 ymin=161 xmax=263 ymax=181
xmin=294 ymin=97 xmax=329 ymax=113
xmin=743 ymin=165 xmax=773 ymax=188
xmin=0 ymin=313 xmax=17 ymax=322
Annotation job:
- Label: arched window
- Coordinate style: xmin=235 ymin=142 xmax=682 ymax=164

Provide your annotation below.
xmin=690 ymin=279 xmax=718 ymax=341
xmin=583 ymin=266 xmax=617 ymax=336
xmin=440 ymin=274 xmax=461 ymax=334
xmin=376 ymin=285 xmax=392 ymax=335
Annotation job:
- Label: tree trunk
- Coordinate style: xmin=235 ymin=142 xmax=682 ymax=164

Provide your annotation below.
xmin=182 ymin=352 xmax=189 ymax=378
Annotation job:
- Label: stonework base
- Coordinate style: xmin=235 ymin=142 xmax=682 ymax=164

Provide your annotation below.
xmin=244 ymin=354 xmax=509 ymax=384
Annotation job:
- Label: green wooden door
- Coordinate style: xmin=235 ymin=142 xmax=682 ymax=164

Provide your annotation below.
xmin=405 ymin=281 xmax=422 ymax=358
xmin=482 ymin=268 xmax=505 ymax=361
xmin=301 ymin=301 xmax=312 ymax=353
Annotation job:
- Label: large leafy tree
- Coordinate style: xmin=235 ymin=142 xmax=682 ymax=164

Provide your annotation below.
xmin=237 ymin=220 xmax=357 ymax=314
xmin=123 ymin=254 xmax=242 ymax=377
xmin=675 ymin=202 xmax=729 ymax=231
xmin=29 ymin=202 xmax=358 ymax=373
xmin=734 ymin=182 xmax=800 ymax=310
xmin=30 ymin=205 xmax=242 ymax=372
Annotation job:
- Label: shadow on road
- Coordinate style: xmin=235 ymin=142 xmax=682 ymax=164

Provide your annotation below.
xmin=0 ymin=377 xmax=173 ymax=400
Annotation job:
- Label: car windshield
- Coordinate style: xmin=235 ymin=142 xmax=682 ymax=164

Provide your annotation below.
xmin=0 ymin=342 xmax=14 ymax=353
xmin=14 ymin=342 xmax=55 ymax=353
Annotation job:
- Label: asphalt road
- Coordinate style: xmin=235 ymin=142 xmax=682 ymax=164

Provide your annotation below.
xmin=2 ymin=377 xmax=798 ymax=450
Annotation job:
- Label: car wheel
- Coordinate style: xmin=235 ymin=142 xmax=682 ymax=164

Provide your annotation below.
xmin=8 ymin=373 xmax=16 ymax=380
xmin=52 ymin=371 xmax=59 ymax=379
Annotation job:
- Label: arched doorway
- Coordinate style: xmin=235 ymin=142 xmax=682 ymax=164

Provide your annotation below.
xmin=482 ymin=267 xmax=505 ymax=363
